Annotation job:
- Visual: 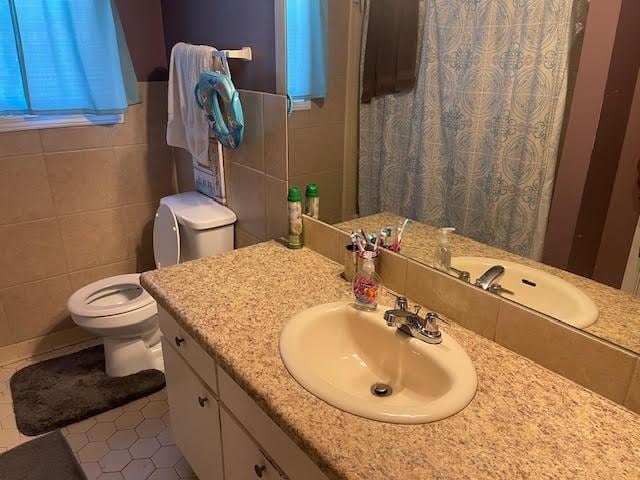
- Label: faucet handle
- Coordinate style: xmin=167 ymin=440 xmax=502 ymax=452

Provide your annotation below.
xmin=389 ymin=293 xmax=408 ymax=311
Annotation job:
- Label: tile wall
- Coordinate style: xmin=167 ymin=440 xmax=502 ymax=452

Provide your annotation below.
xmin=0 ymin=83 xmax=176 ymax=352
xmin=174 ymin=90 xmax=289 ymax=249
xmin=301 ymin=215 xmax=640 ymax=415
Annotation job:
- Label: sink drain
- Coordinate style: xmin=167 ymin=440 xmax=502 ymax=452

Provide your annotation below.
xmin=370 ymin=383 xmax=392 ymax=397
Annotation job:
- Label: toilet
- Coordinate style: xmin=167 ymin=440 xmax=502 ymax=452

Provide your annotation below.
xmin=67 ymin=192 xmax=236 ymax=377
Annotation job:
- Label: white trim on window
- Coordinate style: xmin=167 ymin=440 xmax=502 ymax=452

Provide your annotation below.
xmin=0 ymin=114 xmax=124 ymax=133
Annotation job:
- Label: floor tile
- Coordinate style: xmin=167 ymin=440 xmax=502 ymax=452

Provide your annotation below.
xmin=149 ymin=468 xmax=179 ymax=480
xmin=88 ymin=422 xmax=117 ymax=442
xmin=141 ymin=401 xmax=168 ymax=419
xmin=130 ymin=437 xmax=160 ymax=459
xmin=0 ymin=348 xmax=194 ymax=479
xmin=115 ymin=412 xmax=144 ymax=429
xmin=100 ymin=449 xmax=133 ymax=472
xmin=81 ymin=461 xmax=103 ymax=480
xmin=122 ymin=458 xmax=155 ymax=480
xmin=78 ymin=441 xmax=110 ymax=462
xmin=151 ymin=446 xmax=182 ymax=468
xmin=108 ymin=429 xmax=138 ymax=450
xmin=136 ymin=418 xmax=164 ymax=438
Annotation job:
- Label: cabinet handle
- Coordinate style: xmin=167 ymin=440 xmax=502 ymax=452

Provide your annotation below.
xmin=197 ymin=396 xmax=208 ymax=407
xmin=254 ymin=464 xmax=266 ymax=478
xmin=174 ymin=336 xmax=185 ymax=347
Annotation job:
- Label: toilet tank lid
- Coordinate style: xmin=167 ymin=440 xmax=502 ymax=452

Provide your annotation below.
xmin=159 ymin=192 xmax=237 ymax=230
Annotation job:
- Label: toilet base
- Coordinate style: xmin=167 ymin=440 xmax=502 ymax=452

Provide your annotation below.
xmin=103 ymin=336 xmax=164 ymax=377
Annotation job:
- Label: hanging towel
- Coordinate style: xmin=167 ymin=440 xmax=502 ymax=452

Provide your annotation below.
xmin=361 ymin=0 xmax=419 ymax=103
xmin=167 ymin=42 xmax=222 ymax=165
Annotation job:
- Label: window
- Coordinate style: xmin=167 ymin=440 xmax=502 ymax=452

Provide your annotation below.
xmin=0 ymin=0 xmax=139 ymax=131
xmin=286 ymin=0 xmax=328 ymax=109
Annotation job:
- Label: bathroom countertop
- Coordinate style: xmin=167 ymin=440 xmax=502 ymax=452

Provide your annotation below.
xmin=337 ymin=212 xmax=640 ymax=354
xmin=141 ymin=242 xmax=640 ymax=480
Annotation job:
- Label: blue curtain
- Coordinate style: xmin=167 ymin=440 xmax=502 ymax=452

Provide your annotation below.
xmin=287 ymin=0 xmax=328 ymax=100
xmin=0 ymin=0 xmax=139 ymax=116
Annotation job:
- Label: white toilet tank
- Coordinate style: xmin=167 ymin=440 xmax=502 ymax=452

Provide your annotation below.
xmin=153 ymin=192 xmax=237 ymax=268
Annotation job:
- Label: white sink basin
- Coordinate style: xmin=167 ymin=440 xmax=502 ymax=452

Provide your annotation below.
xmin=451 ymin=257 xmax=599 ymax=329
xmin=279 ymin=302 xmax=477 ymax=424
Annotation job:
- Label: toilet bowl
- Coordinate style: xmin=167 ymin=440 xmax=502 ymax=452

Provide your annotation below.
xmin=67 ymin=191 xmax=237 ymax=378
xmin=67 ymin=274 xmax=162 ymax=377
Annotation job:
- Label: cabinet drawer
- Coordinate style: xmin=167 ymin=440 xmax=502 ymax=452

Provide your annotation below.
xmin=218 ymin=367 xmax=329 ymax=480
xmin=163 ymin=338 xmax=223 ymax=480
xmin=159 ymin=306 xmax=218 ymax=393
xmin=221 ymin=408 xmax=286 ymax=480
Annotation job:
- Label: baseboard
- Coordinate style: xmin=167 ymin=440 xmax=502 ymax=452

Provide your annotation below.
xmin=0 ymin=327 xmax=96 ymax=367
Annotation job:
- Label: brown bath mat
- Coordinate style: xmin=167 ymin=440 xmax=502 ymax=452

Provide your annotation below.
xmin=10 ymin=345 xmax=165 ymax=436
xmin=0 ymin=430 xmax=86 ymax=480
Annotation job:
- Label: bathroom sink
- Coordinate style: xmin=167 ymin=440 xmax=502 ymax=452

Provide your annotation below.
xmin=279 ymin=302 xmax=477 ymax=424
xmin=451 ymin=257 xmax=599 ymax=329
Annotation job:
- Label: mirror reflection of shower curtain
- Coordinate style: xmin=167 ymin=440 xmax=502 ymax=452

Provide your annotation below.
xmin=359 ymin=0 xmax=574 ymax=259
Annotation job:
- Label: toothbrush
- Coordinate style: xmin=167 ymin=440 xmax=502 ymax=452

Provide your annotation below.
xmin=390 ymin=219 xmax=412 ymax=252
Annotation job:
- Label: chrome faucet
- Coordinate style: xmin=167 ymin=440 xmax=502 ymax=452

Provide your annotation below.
xmin=383 ymin=296 xmax=448 ymax=345
xmin=474 ymin=265 xmax=505 ymax=290
xmin=474 ymin=265 xmax=514 ymax=295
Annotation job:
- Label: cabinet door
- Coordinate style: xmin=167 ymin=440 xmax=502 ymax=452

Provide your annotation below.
xmin=221 ymin=408 xmax=286 ymax=480
xmin=163 ymin=338 xmax=224 ymax=480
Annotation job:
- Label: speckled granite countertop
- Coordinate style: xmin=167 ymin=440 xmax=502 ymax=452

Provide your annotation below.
xmin=337 ymin=212 xmax=640 ymax=354
xmin=142 ymin=242 xmax=640 ymax=480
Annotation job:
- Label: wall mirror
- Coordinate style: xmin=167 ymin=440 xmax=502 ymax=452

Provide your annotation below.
xmin=284 ymin=0 xmax=640 ymax=355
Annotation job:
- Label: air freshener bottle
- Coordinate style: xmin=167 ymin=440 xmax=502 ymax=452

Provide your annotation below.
xmin=352 ymin=251 xmax=381 ymax=311
xmin=287 ymin=186 xmax=303 ymax=249
xmin=305 ymin=183 xmax=320 ymax=219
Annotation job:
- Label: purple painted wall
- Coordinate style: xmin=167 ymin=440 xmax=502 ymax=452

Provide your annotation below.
xmin=160 ymin=0 xmax=277 ymax=93
xmin=116 ymin=0 xmax=169 ymax=81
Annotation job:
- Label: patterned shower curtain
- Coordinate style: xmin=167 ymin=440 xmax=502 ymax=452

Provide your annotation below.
xmin=359 ymin=0 xmax=575 ymax=259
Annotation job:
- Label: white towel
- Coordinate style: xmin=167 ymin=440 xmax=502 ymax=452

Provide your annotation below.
xmin=166 ymin=42 xmax=222 ymax=166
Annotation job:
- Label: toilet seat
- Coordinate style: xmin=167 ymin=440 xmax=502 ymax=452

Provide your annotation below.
xmin=68 ymin=274 xmax=154 ymax=318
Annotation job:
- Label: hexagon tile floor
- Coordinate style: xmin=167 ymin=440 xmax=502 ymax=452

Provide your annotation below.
xmin=0 ymin=341 xmax=198 ymax=480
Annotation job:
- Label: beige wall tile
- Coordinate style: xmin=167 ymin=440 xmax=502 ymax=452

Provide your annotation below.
xmin=290 ymin=170 xmax=343 ymax=224
xmin=235 ymin=227 xmax=262 ymax=249
xmin=495 ymin=300 xmax=637 ymax=403
xmin=0 ymin=302 xmax=10 ymax=348
xmin=46 ymin=145 xmax=174 ymax=215
xmin=0 ymin=130 xmax=42 ymax=158
xmin=68 ymin=259 xmax=139 ymax=291
xmin=46 ymin=147 xmax=118 ymax=215
xmin=0 ymin=219 xmax=67 ymax=289
xmin=288 ymin=124 xmax=344 ymax=177
xmin=40 ymin=125 xmax=115 ymax=153
xmin=302 ymin=216 xmax=342 ymax=264
xmin=0 ymin=154 xmax=55 ymax=225
xmin=266 ymin=176 xmax=288 ymax=240
xmin=377 ymin=250 xmax=408 ymax=295
xmin=405 ymin=260 xmax=500 ymax=340
xmin=263 ymin=93 xmax=287 ymax=180
xmin=0 ymin=274 xmax=75 ymax=343
xmin=625 ymin=361 xmax=640 ymax=414
xmin=112 ymin=143 xmax=176 ymax=204
xmin=59 ymin=202 xmax=156 ymax=271
xmin=226 ymin=162 xmax=266 ymax=241
xmin=225 ymin=91 xmax=264 ymax=172
xmin=112 ymin=82 xmax=168 ymax=147
xmin=174 ymin=148 xmax=195 ymax=192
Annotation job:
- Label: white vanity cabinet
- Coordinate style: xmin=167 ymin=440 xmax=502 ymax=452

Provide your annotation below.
xmin=162 ymin=338 xmax=224 ymax=480
xmin=159 ymin=307 xmax=330 ymax=480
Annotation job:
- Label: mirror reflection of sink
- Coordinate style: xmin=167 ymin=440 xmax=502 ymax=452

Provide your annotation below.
xmin=279 ymin=302 xmax=477 ymax=424
xmin=451 ymin=257 xmax=599 ymax=329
